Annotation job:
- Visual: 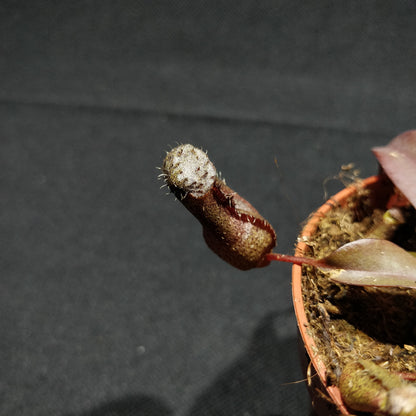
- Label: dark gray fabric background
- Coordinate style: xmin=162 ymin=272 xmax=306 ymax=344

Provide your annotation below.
xmin=1 ymin=1 xmax=415 ymax=415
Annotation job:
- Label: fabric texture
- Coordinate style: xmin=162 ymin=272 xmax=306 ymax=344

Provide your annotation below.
xmin=1 ymin=1 xmax=415 ymax=415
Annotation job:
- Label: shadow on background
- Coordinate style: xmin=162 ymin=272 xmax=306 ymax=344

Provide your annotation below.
xmin=187 ymin=312 xmax=307 ymax=416
xmin=68 ymin=313 xmax=310 ymax=416
xmin=66 ymin=394 xmax=172 ymax=416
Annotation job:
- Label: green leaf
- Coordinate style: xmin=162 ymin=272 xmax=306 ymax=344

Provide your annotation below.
xmin=319 ymin=238 xmax=416 ymax=289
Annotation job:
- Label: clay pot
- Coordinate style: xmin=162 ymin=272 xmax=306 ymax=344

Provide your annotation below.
xmin=292 ymin=175 xmax=386 ymax=415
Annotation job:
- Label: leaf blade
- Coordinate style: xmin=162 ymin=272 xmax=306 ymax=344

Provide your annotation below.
xmin=319 ymin=239 xmax=416 ymax=289
xmin=372 ymin=130 xmax=416 ymax=208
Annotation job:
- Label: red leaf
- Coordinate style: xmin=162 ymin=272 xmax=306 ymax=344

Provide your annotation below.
xmin=319 ymin=239 xmax=416 ymax=289
xmin=372 ymin=130 xmax=416 ymax=208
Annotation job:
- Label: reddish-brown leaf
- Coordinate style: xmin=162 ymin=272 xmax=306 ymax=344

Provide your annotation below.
xmin=372 ymin=130 xmax=416 ymax=208
xmin=319 ymin=238 xmax=416 ymax=289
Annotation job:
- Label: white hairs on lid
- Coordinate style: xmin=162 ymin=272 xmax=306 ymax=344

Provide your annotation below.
xmin=162 ymin=144 xmax=217 ymax=197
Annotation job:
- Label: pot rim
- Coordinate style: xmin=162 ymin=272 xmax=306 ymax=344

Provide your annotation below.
xmin=292 ymin=175 xmax=380 ymax=414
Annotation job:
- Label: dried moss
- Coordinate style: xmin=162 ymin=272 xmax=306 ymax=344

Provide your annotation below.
xmin=301 ymin=183 xmax=416 ymax=395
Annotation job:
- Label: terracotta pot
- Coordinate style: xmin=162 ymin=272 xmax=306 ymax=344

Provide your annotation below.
xmin=292 ymin=175 xmax=387 ymax=415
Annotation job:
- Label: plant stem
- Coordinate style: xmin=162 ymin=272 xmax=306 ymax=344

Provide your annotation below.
xmin=265 ymin=252 xmax=325 ymax=268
